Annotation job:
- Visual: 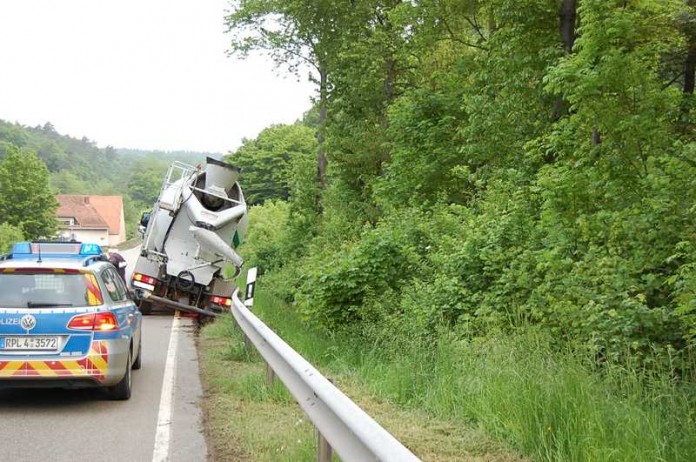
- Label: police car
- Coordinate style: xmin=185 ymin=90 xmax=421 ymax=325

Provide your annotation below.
xmin=0 ymin=241 xmax=142 ymax=400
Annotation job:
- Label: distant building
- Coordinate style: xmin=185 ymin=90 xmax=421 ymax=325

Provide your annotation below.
xmin=56 ymin=195 xmax=126 ymax=246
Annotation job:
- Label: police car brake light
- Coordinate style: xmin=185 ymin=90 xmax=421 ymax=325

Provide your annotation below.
xmin=67 ymin=312 xmax=118 ymax=331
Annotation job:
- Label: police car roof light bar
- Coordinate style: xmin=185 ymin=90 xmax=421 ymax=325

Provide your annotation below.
xmin=8 ymin=241 xmax=104 ymax=260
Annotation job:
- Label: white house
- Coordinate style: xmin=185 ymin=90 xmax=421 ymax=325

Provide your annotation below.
xmin=56 ymin=195 xmax=126 ymax=247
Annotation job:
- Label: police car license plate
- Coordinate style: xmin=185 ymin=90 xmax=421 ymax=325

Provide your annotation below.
xmin=0 ymin=336 xmax=58 ymax=350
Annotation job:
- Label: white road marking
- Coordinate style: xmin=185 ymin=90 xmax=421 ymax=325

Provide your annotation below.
xmin=152 ymin=315 xmax=181 ymax=462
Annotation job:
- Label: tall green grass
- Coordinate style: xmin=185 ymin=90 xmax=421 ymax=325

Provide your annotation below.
xmin=360 ymin=333 xmax=696 ymax=461
xmin=252 ymin=287 xmax=696 ymax=462
xmin=199 ymin=312 xmax=323 ymax=462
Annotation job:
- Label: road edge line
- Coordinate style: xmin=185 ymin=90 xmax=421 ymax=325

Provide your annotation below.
xmin=152 ymin=315 xmax=181 ymax=462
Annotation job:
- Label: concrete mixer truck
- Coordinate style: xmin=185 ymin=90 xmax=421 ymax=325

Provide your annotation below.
xmin=131 ymin=157 xmax=248 ymax=316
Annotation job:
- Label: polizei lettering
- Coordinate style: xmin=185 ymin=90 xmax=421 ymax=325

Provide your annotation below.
xmin=0 ymin=318 xmax=21 ymax=326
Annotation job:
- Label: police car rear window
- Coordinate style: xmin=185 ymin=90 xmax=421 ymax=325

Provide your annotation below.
xmin=0 ymin=271 xmax=103 ymax=308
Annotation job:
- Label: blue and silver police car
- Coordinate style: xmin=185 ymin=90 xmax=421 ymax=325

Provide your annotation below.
xmin=0 ymin=241 xmax=142 ymax=399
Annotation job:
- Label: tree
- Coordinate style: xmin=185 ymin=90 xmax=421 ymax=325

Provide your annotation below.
xmin=226 ymin=123 xmax=316 ymax=205
xmin=0 ymin=145 xmax=58 ymax=239
xmin=127 ymin=157 xmax=168 ymax=206
xmin=0 ymin=223 xmax=24 ymax=253
xmin=50 ymin=170 xmax=90 ymax=194
xmin=226 ymin=0 xmax=354 ymax=189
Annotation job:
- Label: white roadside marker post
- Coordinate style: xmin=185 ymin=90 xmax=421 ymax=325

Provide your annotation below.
xmin=244 ymin=267 xmax=257 ymax=308
xmin=242 ymin=268 xmax=276 ymax=385
xmin=242 ymin=268 xmax=257 ymax=355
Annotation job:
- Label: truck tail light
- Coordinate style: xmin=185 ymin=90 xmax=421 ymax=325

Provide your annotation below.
xmin=68 ymin=312 xmax=119 ymax=331
xmin=133 ymin=273 xmax=158 ymax=285
xmin=210 ymin=295 xmax=232 ymax=307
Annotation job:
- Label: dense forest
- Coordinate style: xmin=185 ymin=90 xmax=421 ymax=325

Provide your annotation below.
xmin=226 ymin=1 xmax=696 ymax=459
xmin=0 ymin=119 xmax=212 ymax=245
xmin=229 ymin=0 xmax=696 ymax=365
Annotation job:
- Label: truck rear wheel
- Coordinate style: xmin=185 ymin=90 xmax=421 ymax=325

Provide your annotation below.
xmin=138 ymin=300 xmax=153 ymax=315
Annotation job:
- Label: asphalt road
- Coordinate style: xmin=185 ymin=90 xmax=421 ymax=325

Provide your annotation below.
xmin=0 ymin=247 xmax=208 ymax=462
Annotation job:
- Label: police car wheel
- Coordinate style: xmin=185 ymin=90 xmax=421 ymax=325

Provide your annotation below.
xmin=109 ymin=349 xmax=133 ymax=400
xmin=132 ymin=339 xmax=142 ymax=370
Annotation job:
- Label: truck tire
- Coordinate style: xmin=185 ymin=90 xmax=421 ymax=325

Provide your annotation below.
xmin=138 ymin=300 xmax=153 ymax=315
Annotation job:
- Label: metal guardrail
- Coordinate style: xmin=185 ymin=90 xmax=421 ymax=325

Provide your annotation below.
xmin=230 ymin=277 xmax=421 ymax=462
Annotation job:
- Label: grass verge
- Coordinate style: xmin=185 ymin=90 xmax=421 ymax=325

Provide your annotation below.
xmin=266 ymin=283 xmax=696 ymax=461
xmin=199 ymin=314 xmax=321 ymax=461
xmin=198 ymin=289 xmax=525 ymax=461
xmin=202 ymin=283 xmax=696 ymax=461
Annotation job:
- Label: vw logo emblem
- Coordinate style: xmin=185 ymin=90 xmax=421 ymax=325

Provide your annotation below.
xmin=20 ymin=314 xmax=36 ymax=331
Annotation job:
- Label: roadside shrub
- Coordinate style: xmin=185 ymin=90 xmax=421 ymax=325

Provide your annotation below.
xmin=668 ymin=241 xmax=696 ymax=342
xmin=296 ymin=214 xmax=429 ymax=328
xmin=239 ymin=200 xmax=290 ymax=274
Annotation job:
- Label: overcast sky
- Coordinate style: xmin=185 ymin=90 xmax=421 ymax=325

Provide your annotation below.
xmin=0 ymin=0 xmax=315 ymax=153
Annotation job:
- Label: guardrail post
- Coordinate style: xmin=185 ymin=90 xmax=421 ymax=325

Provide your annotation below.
xmin=266 ymin=363 xmax=275 ymax=386
xmin=317 ymin=430 xmax=333 ymax=462
xmin=233 ymin=322 xmax=252 ymax=353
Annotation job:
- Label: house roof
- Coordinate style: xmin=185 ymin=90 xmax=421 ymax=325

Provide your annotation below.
xmin=87 ymin=196 xmax=123 ymax=234
xmin=56 ymin=195 xmax=123 ymax=234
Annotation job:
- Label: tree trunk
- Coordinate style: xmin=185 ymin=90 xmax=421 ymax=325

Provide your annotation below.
xmin=685 ymin=42 xmax=696 ymax=95
xmin=560 ymin=0 xmax=577 ymax=54
xmin=317 ymin=69 xmax=328 ymax=188
xmin=384 ymin=56 xmax=396 ymax=105
xmin=592 ymin=125 xmax=601 ymax=146
xmin=551 ymin=0 xmax=578 ymax=123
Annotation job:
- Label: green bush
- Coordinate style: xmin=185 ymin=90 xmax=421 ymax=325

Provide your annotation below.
xmin=239 ymin=200 xmax=290 ymax=274
xmin=0 ymin=222 xmax=24 ymax=253
xmin=295 ymin=213 xmax=431 ymax=328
